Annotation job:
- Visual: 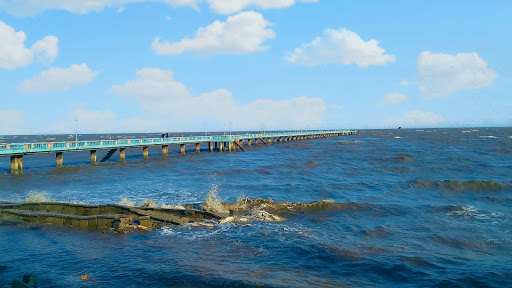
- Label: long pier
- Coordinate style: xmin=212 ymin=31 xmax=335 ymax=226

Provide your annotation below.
xmin=1 ymin=130 xmax=355 ymax=174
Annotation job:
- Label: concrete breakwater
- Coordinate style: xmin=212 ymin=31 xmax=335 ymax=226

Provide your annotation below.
xmin=0 ymin=202 xmax=223 ymax=232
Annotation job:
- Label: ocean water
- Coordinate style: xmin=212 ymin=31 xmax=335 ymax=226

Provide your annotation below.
xmin=0 ymin=128 xmax=511 ymax=287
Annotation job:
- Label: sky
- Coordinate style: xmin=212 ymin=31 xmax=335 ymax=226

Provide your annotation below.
xmin=0 ymin=0 xmax=510 ymax=134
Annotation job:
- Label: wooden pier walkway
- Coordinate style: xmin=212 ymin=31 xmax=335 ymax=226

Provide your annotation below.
xmin=1 ymin=130 xmax=355 ymax=174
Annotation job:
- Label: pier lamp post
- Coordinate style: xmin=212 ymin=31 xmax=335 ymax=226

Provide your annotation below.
xmin=75 ymin=117 xmax=78 ymax=142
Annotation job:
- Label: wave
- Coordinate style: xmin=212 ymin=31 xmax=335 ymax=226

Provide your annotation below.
xmin=430 ymin=205 xmax=504 ymax=221
xmin=363 ymin=226 xmax=390 ymax=238
xmin=25 ymin=192 xmax=53 ymax=203
xmin=431 ymin=235 xmax=475 ymax=249
xmin=305 ymin=161 xmax=319 ymax=167
xmin=223 ymin=198 xmax=368 ymax=216
xmin=413 ymin=180 xmax=511 ymax=192
xmin=376 ymin=153 xmax=413 ymax=163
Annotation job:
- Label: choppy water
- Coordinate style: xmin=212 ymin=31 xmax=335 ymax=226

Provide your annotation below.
xmin=1 ymin=128 xmax=512 ymax=287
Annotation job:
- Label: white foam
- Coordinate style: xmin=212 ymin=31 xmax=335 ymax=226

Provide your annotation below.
xmin=25 ymin=192 xmax=53 ymax=203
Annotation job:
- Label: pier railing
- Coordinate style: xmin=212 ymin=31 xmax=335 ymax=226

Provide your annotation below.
xmin=0 ymin=130 xmax=353 ymax=155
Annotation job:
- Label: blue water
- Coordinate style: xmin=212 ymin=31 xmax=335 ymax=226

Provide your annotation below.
xmin=1 ymin=128 xmax=511 ymax=287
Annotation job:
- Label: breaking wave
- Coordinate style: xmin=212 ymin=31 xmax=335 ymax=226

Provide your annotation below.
xmin=413 ymin=180 xmax=511 ymax=192
xmin=25 ymin=192 xmax=53 ymax=203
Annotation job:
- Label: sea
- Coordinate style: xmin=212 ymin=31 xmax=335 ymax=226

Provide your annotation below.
xmin=0 ymin=128 xmax=511 ymax=287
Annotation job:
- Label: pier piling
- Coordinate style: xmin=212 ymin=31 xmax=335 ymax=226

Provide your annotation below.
xmin=56 ymin=152 xmax=63 ymax=168
xmin=180 ymin=144 xmax=185 ymax=154
xmin=90 ymin=150 xmax=97 ymax=165
xmin=162 ymin=145 xmax=169 ymax=157
xmin=143 ymin=146 xmax=149 ymax=159
xmin=120 ymin=148 xmax=126 ymax=163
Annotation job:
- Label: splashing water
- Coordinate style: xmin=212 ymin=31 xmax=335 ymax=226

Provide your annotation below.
xmin=139 ymin=199 xmax=159 ymax=208
xmin=25 ymin=192 xmax=53 ymax=203
xmin=202 ymin=184 xmax=228 ymax=213
xmin=160 ymin=204 xmax=186 ymax=209
xmin=118 ymin=197 xmax=135 ymax=207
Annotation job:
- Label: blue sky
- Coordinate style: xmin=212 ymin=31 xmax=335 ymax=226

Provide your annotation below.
xmin=0 ymin=0 xmax=510 ymax=134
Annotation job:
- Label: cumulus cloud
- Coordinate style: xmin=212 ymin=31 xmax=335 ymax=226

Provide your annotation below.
xmin=416 ymin=51 xmax=498 ymax=99
xmin=380 ymin=93 xmax=408 ymax=105
xmin=152 ymin=11 xmax=275 ymax=55
xmin=383 ymin=110 xmax=445 ymax=128
xmin=18 ymin=63 xmax=100 ymax=93
xmin=0 ymin=110 xmax=24 ymax=134
xmin=207 ymin=0 xmax=318 ymax=14
xmin=0 ymin=21 xmax=58 ymax=69
xmin=285 ymin=28 xmax=395 ymax=67
xmin=0 ymin=0 xmax=201 ymax=17
xmin=111 ymin=68 xmax=326 ymax=130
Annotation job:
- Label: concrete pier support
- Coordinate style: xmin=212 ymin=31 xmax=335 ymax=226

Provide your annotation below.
xmin=254 ymin=138 xmax=258 ymax=145
xmin=218 ymin=142 xmax=224 ymax=151
xmin=143 ymin=146 xmax=149 ymax=159
xmin=196 ymin=143 xmax=200 ymax=153
xmin=209 ymin=142 xmax=214 ymax=152
xmin=90 ymin=150 xmax=97 ymax=165
xmin=10 ymin=155 xmax=23 ymax=174
xmin=162 ymin=145 xmax=169 ymax=157
xmin=247 ymin=139 xmax=252 ymax=146
xmin=56 ymin=152 xmax=63 ymax=168
xmin=268 ymin=138 xmax=273 ymax=144
xmin=120 ymin=148 xmax=126 ymax=163
xmin=180 ymin=144 xmax=185 ymax=154
xmin=228 ymin=142 xmax=233 ymax=151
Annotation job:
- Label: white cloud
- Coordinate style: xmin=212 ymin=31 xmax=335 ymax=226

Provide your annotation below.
xmin=18 ymin=63 xmax=100 ymax=93
xmin=0 ymin=21 xmax=58 ymax=69
xmin=111 ymin=68 xmax=326 ymax=130
xmin=416 ymin=51 xmax=498 ymax=99
xmin=383 ymin=110 xmax=445 ymax=128
xmin=206 ymin=0 xmax=318 ymax=14
xmin=31 ymin=36 xmax=59 ymax=63
xmin=152 ymin=11 xmax=275 ymax=55
xmin=285 ymin=28 xmax=395 ymax=67
xmin=0 ymin=110 xmax=24 ymax=134
xmin=380 ymin=93 xmax=408 ymax=105
xmin=72 ymin=104 xmax=118 ymax=133
xmin=0 ymin=0 xmax=201 ymax=17
xmin=55 ymin=104 xmax=164 ymax=134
